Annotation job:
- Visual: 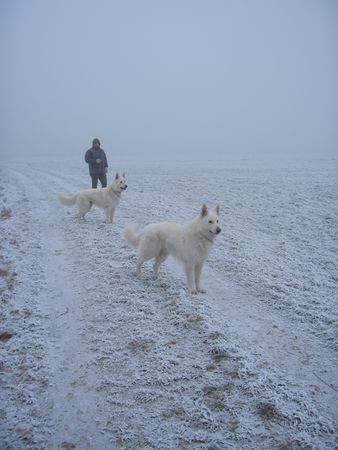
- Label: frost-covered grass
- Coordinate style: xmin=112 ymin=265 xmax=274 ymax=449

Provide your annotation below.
xmin=0 ymin=159 xmax=337 ymax=449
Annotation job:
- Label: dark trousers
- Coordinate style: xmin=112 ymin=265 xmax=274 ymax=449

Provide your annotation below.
xmin=91 ymin=173 xmax=107 ymax=188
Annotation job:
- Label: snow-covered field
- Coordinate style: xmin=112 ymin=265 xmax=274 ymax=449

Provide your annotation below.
xmin=0 ymin=158 xmax=337 ymax=449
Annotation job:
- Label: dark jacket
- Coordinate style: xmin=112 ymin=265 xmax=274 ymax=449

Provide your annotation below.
xmin=85 ymin=147 xmax=108 ymax=175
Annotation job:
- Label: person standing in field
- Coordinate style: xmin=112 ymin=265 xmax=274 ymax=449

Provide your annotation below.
xmin=85 ymin=138 xmax=108 ymax=188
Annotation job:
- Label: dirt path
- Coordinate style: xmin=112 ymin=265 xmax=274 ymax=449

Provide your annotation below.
xmin=8 ymin=169 xmax=113 ymax=449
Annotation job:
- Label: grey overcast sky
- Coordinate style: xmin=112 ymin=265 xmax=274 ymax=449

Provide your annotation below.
xmin=1 ymin=0 xmax=337 ymax=162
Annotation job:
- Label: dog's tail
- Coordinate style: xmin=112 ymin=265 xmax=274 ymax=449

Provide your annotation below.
xmin=58 ymin=193 xmax=77 ymax=206
xmin=123 ymin=227 xmax=141 ymax=248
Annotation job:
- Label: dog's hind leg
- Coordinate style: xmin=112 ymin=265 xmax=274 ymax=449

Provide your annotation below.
xmin=136 ymin=238 xmax=159 ymax=276
xmin=184 ymin=263 xmax=197 ymax=294
xmin=78 ymin=199 xmax=92 ymax=220
xmin=195 ymin=263 xmax=206 ymax=293
xmin=136 ymin=258 xmax=145 ymax=276
xmin=135 ymin=235 xmax=162 ymax=277
xmin=153 ymin=249 xmax=168 ymax=279
xmin=136 ymin=253 xmax=153 ymax=276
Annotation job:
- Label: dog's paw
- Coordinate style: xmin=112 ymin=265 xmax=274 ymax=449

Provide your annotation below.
xmin=189 ymin=289 xmax=198 ymax=295
xmin=197 ymin=288 xmax=207 ymax=294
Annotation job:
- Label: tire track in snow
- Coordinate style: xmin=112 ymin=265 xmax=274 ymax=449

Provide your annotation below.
xmin=9 ymin=169 xmax=115 ymax=449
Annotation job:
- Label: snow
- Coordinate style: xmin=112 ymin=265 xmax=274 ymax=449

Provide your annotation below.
xmin=0 ymin=158 xmax=337 ymax=449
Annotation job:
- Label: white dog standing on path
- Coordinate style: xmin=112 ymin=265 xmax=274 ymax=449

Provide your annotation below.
xmin=58 ymin=172 xmax=127 ymax=223
xmin=123 ymin=204 xmax=221 ymax=294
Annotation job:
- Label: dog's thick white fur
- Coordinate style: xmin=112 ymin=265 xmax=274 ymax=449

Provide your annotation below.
xmin=58 ymin=172 xmax=127 ymax=223
xmin=123 ymin=204 xmax=221 ymax=294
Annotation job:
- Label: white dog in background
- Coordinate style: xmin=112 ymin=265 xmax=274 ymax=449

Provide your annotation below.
xmin=58 ymin=172 xmax=127 ymax=223
xmin=123 ymin=204 xmax=221 ymax=294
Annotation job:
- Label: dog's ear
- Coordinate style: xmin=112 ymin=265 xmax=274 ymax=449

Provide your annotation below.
xmin=115 ymin=172 xmax=119 ymax=180
xmin=122 ymin=172 xmax=126 ymax=178
xmin=215 ymin=205 xmax=220 ymax=215
xmin=201 ymin=204 xmax=208 ymax=217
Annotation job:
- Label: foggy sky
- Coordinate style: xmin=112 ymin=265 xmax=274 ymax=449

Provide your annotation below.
xmin=1 ymin=0 xmax=337 ymax=163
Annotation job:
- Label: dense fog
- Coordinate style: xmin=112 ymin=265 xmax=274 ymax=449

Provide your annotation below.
xmin=1 ymin=0 xmax=337 ymax=163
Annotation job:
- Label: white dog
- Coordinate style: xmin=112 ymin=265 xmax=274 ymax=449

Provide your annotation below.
xmin=123 ymin=204 xmax=221 ymax=294
xmin=58 ymin=172 xmax=127 ymax=223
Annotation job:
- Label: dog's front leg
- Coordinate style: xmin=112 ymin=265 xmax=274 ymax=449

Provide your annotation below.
xmin=110 ymin=207 xmax=115 ymax=224
xmin=184 ymin=263 xmax=197 ymax=294
xmin=195 ymin=263 xmax=206 ymax=293
xmin=105 ymin=208 xmax=113 ymax=223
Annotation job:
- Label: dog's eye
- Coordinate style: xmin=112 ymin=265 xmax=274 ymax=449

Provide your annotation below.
xmin=208 ymin=220 xmax=214 ymax=224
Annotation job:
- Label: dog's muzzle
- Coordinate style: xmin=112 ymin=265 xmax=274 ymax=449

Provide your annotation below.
xmin=216 ymin=227 xmax=221 ymax=234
